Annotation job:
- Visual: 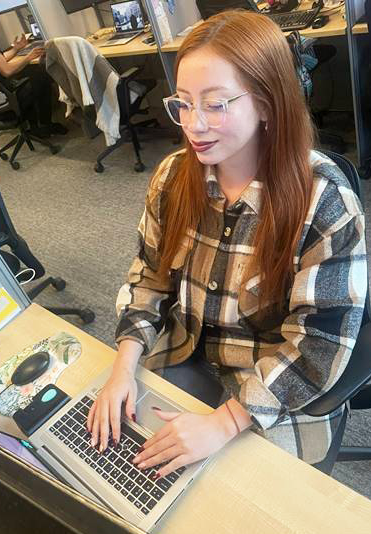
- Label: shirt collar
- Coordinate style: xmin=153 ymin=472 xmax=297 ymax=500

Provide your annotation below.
xmin=205 ymin=165 xmax=263 ymax=214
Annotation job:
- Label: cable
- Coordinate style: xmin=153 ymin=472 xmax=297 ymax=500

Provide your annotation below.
xmin=15 ymin=268 xmax=36 ymax=286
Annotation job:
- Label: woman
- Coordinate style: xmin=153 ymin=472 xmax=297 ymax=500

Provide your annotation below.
xmin=87 ymin=11 xmax=367 ymax=477
xmin=0 ymin=34 xmax=67 ymax=137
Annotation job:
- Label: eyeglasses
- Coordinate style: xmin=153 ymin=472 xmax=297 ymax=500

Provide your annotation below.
xmin=163 ymin=91 xmax=249 ymax=129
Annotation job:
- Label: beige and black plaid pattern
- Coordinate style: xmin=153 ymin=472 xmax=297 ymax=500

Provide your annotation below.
xmin=116 ymin=150 xmax=367 ymax=464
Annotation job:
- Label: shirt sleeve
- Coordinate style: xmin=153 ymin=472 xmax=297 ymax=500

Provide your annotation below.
xmin=239 ymin=180 xmax=367 ymax=431
xmin=115 ymin=154 xmax=179 ymax=354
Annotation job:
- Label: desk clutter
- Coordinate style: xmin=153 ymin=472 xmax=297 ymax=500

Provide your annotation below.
xmin=0 ymin=331 xmax=81 ymax=417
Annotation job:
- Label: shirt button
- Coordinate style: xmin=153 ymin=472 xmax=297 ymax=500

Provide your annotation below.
xmin=224 ymin=226 xmax=231 ymax=237
xmin=208 ymin=281 xmax=218 ymax=291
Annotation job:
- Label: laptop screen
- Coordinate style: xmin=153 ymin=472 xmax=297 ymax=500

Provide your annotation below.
xmin=31 ymin=22 xmax=41 ymax=38
xmin=111 ymin=1 xmax=145 ymax=33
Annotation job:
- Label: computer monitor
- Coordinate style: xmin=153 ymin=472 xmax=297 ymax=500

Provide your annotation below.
xmin=59 ymin=0 xmax=107 ymax=15
xmin=111 ymin=0 xmax=145 ymax=33
xmin=0 ymin=1 xmax=27 ymax=15
xmin=196 ymin=0 xmax=258 ymax=19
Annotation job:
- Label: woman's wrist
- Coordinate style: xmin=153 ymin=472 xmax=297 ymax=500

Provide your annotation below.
xmin=213 ymin=399 xmax=252 ymax=440
xmin=116 ymin=338 xmax=143 ymax=375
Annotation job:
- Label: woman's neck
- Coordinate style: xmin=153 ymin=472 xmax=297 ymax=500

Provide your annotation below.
xmin=216 ymin=143 xmax=259 ymax=206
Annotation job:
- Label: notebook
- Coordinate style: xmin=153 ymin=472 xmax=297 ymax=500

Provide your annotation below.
xmin=102 ymin=0 xmax=145 ymax=47
xmin=29 ymin=366 xmax=209 ymax=532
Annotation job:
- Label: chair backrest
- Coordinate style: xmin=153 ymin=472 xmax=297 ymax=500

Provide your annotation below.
xmin=0 ymin=192 xmax=45 ymax=278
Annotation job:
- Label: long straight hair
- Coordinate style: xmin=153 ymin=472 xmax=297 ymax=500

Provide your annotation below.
xmin=154 ymin=11 xmax=314 ymax=309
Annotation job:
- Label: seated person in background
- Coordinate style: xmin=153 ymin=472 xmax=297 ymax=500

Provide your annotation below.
xmin=87 ymin=11 xmax=367 ymax=476
xmin=0 ymin=34 xmax=67 ymax=137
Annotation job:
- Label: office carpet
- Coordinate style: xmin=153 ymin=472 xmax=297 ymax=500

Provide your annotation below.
xmin=0 ymin=118 xmax=371 ymax=514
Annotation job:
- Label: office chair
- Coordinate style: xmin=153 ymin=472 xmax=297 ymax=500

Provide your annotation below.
xmin=45 ymin=37 xmax=161 ymax=174
xmin=302 ymin=149 xmax=371 ymax=469
xmin=95 ymin=66 xmax=159 ymax=174
xmin=0 ymin=78 xmax=60 ymax=170
xmin=0 ymin=191 xmax=95 ymax=324
xmin=310 ymin=45 xmax=347 ymax=154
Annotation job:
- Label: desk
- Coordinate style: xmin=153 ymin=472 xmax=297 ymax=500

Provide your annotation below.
xmin=92 ymin=34 xmax=158 ymax=59
xmin=161 ymin=10 xmax=347 ymax=54
xmin=1 ymin=303 xmax=371 ymax=534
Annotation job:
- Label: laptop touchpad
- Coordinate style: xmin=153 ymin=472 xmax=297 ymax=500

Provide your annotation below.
xmin=136 ymin=391 xmax=181 ymax=433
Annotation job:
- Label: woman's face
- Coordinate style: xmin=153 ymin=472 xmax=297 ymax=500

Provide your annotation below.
xmin=176 ymin=47 xmax=265 ymax=168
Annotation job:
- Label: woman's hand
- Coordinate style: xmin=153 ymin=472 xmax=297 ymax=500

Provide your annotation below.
xmin=13 ymin=34 xmax=28 ymax=51
xmin=87 ymin=367 xmax=138 ymax=452
xmin=86 ymin=339 xmax=143 ymax=452
xmin=27 ymin=47 xmax=45 ymax=62
xmin=132 ymin=405 xmax=241 ymax=478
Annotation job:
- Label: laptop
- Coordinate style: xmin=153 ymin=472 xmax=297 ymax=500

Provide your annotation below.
xmin=28 ymin=367 xmax=209 ymax=532
xmin=102 ymin=0 xmax=145 ymax=47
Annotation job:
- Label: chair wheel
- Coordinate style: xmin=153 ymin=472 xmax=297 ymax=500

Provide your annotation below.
xmin=95 ymin=162 xmax=104 ymax=173
xmin=11 ymin=161 xmax=20 ymax=170
xmin=51 ymin=277 xmax=66 ymax=291
xmin=50 ymin=145 xmax=61 ymax=155
xmin=80 ymin=308 xmax=95 ymax=324
xmin=0 ymin=153 xmax=8 ymax=161
xmin=134 ymin=161 xmax=145 ymax=172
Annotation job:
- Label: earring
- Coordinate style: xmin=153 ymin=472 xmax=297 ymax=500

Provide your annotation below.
xmin=264 ymin=122 xmax=268 ymax=131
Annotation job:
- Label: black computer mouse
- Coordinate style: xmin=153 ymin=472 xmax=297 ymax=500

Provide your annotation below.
xmin=312 ymin=15 xmax=330 ymax=29
xmin=11 ymin=351 xmax=50 ymax=386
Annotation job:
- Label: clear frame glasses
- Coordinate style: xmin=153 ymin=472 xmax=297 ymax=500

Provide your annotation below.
xmin=162 ymin=91 xmax=249 ymax=129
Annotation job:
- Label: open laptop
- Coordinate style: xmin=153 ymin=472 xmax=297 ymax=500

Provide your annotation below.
xmin=102 ymin=0 xmax=145 ymax=47
xmin=28 ymin=367 xmax=209 ymax=532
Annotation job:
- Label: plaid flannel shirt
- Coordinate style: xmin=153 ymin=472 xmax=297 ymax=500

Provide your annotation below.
xmin=116 ymin=149 xmax=367 ymax=464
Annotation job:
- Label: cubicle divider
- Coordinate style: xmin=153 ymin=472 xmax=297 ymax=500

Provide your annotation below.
xmin=0 ymin=255 xmax=30 ymax=331
xmin=345 ymin=0 xmax=371 ymax=174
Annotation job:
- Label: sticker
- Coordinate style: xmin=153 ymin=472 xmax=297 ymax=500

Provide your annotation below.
xmin=0 ymin=287 xmax=21 ymax=331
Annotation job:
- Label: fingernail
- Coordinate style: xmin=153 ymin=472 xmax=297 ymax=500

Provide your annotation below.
xmin=138 ymin=462 xmax=145 ymax=469
xmin=113 ymin=439 xmax=118 ymax=447
xmin=99 ymin=444 xmax=105 ymax=454
xmin=155 ymin=472 xmax=161 ymax=479
xmin=90 ymin=438 xmax=96 ymax=447
xmin=132 ymin=456 xmax=139 ymax=464
xmin=151 ymin=406 xmax=161 ymax=411
xmin=132 ymin=413 xmax=136 ymax=423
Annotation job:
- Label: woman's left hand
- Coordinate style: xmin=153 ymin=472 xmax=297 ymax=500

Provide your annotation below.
xmin=132 ymin=407 xmax=238 ymax=478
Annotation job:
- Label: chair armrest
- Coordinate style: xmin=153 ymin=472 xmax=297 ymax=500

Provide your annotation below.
xmin=302 ymin=322 xmax=371 ymax=417
xmin=120 ymin=66 xmax=141 ymax=83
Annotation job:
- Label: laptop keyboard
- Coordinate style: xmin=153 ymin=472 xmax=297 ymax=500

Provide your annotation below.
xmin=48 ymin=395 xmax=186 ymax=515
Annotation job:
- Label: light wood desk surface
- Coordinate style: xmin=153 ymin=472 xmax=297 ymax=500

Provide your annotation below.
xmin=1 ymin=303 xmax=371 ymax=534
xmin=160 ymin=11 xmax=347 ymax=54
xmin=90 ymin=34 xmax=158 ymax=59
xmin=353 ymin=22 xmax=369 ymax=35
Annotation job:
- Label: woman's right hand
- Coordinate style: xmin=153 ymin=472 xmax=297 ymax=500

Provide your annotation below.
xmin=87 ymin=366 xmax=138 ymax=452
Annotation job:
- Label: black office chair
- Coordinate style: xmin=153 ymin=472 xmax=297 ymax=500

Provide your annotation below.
xmin=0 ymin=191 xmax=95 ymax=324
xmin=302 ymin=149 xmax=371 ymax=468
xmin=94 ymin=66 xmax=159 ymax=174
xmin=0 ymin=78 xmax=60 ymax=170
xmin=310 ymin=45 xmax=347 ymax=154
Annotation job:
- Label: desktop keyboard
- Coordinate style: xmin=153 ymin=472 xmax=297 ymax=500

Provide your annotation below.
xmin=268 ymin=8 xmax=319 ymax=31
xmin=48 ymin=394 xmax=186 ymax=515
